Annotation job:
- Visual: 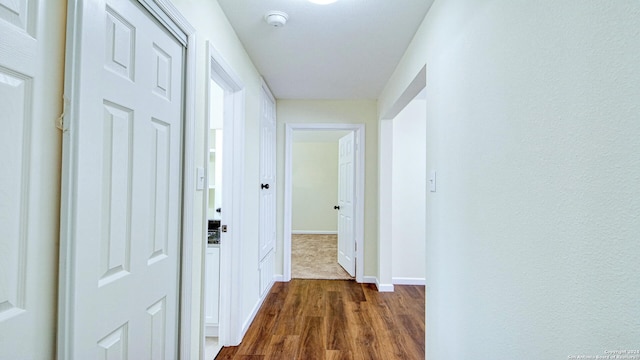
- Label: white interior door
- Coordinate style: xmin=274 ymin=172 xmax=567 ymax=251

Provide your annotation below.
xmin=258 ymin=83 xmax=276 ymax=261
xmin=59 ymin=0 xmax=185 ymax=358
xmin=337 ymin=132 xmax=356 ymax=276
xmin=0 ymin=1 xmax=64 ymax=358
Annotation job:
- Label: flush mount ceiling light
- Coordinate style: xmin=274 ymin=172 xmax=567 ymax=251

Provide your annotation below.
xmin=264 ymin=11 xmax=288 ymax=27
xmin=308 ymin=0 xmax=338 ymax=4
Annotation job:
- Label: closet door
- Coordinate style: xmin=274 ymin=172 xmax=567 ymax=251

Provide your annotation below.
xmin=0 ymin=1 xmax=65 ymax=358
xmin=58 ymin=0 xmax=187 ymax=357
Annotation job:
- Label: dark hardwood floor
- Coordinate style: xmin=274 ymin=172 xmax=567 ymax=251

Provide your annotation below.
xmin=215 ymin=279 xmax=425 ymax=360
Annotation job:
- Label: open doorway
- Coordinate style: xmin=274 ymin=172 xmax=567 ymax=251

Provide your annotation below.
xmin=378 ymin=65 xmax=427 ymax=290
xmin=290 ymin=130 xmax=352 ymax=279
xmin=201 ymin=42 xmax=246 ymax=359
xmin=284 ymin=124 xmax=365 ymax=282
xmin=203 ymin=77 xmax=224 ymax=358
xmin=390 ymin=89 xmax=427 ymax=285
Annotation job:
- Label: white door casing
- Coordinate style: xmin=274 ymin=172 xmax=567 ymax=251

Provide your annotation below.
xmin=205 ymin=41 xmax=246 ymax=347
xmin=59 ymin=0 xmax=187 ymax=358
xmin=259 ymin=80 xmax=276 ymax=262
xmin=0 ymin=0 xmax=65 ymax=358
xmin=337 ymin=132 xmax=356 ymax=277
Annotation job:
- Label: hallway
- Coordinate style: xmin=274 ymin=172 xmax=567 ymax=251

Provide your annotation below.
xmin=215 ymin=280 xmax=425 ymax=359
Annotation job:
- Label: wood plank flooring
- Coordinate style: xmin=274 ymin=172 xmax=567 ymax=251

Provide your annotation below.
xmin=215 ymin=280 xmax=425 ymax=360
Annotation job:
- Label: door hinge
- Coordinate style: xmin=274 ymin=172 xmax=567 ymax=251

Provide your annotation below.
xmin=221 ymin=225 xmax=228 ymax=233
xmin=56 ymin=95 xmax=71 ymax=132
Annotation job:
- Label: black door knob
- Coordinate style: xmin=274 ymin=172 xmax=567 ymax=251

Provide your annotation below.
xmin=261 ymin=183 xmax=270 ymax=190
xmin=334 ymin=205 xmax=340 ymax=210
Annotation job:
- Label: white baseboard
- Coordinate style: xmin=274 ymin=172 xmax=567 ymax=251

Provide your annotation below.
xmin=291 ymin=230 xmax=338 ymax=235
xmin=205 ymin=324 xmax=219 ymax=337
xmin=362 ymin=276 xmax=377 ymax=284
xmin=376 ymin=278 xmax=395 ymax=292
xmin=273 ymin=274 xmax=285 ymax=282
xmin=392 ymin=277 xmax=426 ymax=286
xmin=361 ymin=276 xmax=394 ymax=292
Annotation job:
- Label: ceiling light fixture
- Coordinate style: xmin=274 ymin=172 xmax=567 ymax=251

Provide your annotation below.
xmin=264 ymin=11 xmax=288 ymax=27
xmin=308 ymin=0 xmax=338 ymax=5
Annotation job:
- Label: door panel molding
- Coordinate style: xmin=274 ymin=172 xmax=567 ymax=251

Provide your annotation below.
xmin=283 ymin=123 xmax=365 ymax=283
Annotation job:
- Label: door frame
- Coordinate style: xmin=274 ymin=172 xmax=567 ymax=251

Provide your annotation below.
xmin=58 ymin=0 xmax=197 ymax=358
xmin=201 ymin=41 xmax=246 ymax=349
xmin=283 ymin=123 xmax=365 ymax=283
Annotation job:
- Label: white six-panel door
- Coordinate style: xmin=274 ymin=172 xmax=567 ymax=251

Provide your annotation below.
xmin=258 ymin=82 xmax=276 ymax=296
xmin=337 ymin=132 xmax=356 ymax=276
xmin=0 ymin=0 xmax=65 ymax=358
xmin=59 ymin=0 xmax=185 ymax=358
xmin=259 ymin=83 xmax=276 ymax=261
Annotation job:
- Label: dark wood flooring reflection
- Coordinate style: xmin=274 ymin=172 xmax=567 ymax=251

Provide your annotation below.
xmin=215 ymin=279 xmax=425 ymax=360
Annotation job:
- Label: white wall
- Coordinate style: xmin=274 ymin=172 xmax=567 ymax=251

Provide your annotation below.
xmin=292 ymin=142 xmax=338 ymax=233
xmin=169 ymin=1 xmax=266 ymax=356
xmin=379 ymin=1 xmax=640 ymax=358
xmin=276 ymin=100 xmax=379 ymax=277
xmin=391 ymin=97 xmax=426 ymax=282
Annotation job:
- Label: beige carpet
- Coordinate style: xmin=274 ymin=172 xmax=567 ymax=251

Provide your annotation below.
xmin=291 ymin=234 xmax=353 ymax=280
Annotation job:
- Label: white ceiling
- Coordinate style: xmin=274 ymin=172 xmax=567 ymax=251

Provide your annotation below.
xmin=216 ymin=0 xmax=433 ymax=100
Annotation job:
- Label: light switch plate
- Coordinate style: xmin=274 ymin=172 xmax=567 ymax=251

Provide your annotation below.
xmin=196 ymin=167 xmax=205 ymax=190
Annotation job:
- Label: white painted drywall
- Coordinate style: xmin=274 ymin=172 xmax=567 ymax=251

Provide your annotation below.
xmin=276 ymin=100 xmax=379 ymax=277
xmin=209 ymin=78 xmax=224 ymax=129
xmin=391 ymin=98 xmax=426 ymax=281
xmin=292 ymin=142 xmax=339 ymax=233
xmin=380 ymin=1 xmax=640 ymax=358
xmin=168 ymin=1 xmax=266 ymax=356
